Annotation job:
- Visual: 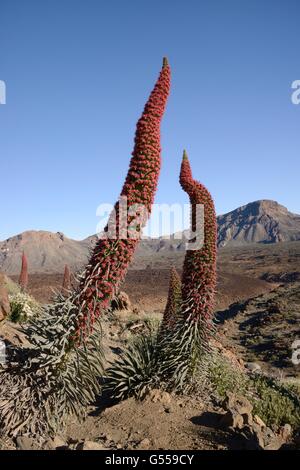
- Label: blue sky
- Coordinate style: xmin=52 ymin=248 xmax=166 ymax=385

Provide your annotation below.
xmin=1 ymin=0 xmax=299 ymax=240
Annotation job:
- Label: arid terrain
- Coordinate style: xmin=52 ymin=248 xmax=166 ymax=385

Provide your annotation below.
xmin=11 ymin=240 xmax=300 ymax=311
xmin=9 ymin=240 xmax=300 ymax=379
xmin=1 ymin=232 xmax=300 ymax=450
xmin=1 ymin=200 xmax=300 ymax=276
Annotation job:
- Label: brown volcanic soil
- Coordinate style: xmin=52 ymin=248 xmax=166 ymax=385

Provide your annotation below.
xmin=217 ymin=282 xmax=300 ymax=378
xmin=218 ymin=241 xmax=300 ymax=280
xmin=11 ymin=269 xmax=277 ymax=314
xmin=2 ymin=241 xmax=300 ymax=451
xmin=10 ymin=241 xmax=296 ymax=382
xmin=64 ymin=393 xmax=245 ymax=451
xmin=9 ymin=242 xmax=297 ymax=382
xmin=0 ymin=309 xmax=248 ymax=451
xmin=9 ymin=241 xmax=300 ymax=310
xmin=123 ymin=269 xmax=277 ymax=313
xmin=10 ymin=273 xmax=66 ymax=304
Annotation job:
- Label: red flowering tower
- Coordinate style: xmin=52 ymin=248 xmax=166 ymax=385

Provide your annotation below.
xmin=76 ymin=58 xmax=171 ymax=339
xmin=19 ymin=252 xmax=28 ymax=291
xmin=162 ymin=266 xmax=182 ymax=329
xmin=179 ymin=150 xmax=217 ymax=331
xmin=0 ymin=60 xmax=171 ymax=437
xmin=62 ymin=264 xmax=71 ymax=291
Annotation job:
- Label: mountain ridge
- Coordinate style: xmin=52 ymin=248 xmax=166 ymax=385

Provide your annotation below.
xmin=1 ymin=200 xmax=300 ymax=274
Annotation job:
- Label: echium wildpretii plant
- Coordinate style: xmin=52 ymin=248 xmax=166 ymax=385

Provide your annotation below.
xmin=161 ymin=266 xmax=182 ymax=330
xmin=0 ymin=58 xmax=171 ymax=437
xmin=157 ymin=150 xmax=217 ymax=391
xmin=75 ymin=57 xmax=171 ymax=341
xmin=18 ymin=252 xmax=28 ymax=292
xmin=179 ymin=150 xmax=217 ymax=328
xmin=106 ymin=266 xmax=182 ymax=400
xmin=106 ymin=151 xmax=218 ymax=398
xmin=62 ymin=264 xmax=71 ymax=292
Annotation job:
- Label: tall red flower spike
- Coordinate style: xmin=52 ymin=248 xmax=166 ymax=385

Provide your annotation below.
xmin=179 ymin=150 xmax=217 ymax=327
xmin=19 ymin=251 xmax=29 ymax=291
xmin=76 ymin=58 xmax=171 ymax=339
xmin=162 ymin=266 xmax=182 ymax=329
xmin=62 ymin=264 xmax=71 ymax=291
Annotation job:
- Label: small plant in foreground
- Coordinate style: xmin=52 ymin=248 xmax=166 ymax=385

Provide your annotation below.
xmin=9 ymin=292 xmax=40 ymax=323
xmin=208 ymin=353 xmax=300 ymax=428
xmin=105 ymin=325 xmax=159 ymax=400
xmin=251 ymin=375 xmax=300 ymax=428
xmin=207 ymin=353 xmax=248 ymax=399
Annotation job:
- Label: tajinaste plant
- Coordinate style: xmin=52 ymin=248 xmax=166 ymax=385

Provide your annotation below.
xmin=0 ymin=58 xmax=170 ymax=437
xmin=179 ymin=150 xmax=217 ymax=330
xmin=75 ymin=57 xmax=171 ymax=341
xmin=62 ymin=264 xmax=71 ymax=292
xmin=18 ymin=252 xmax=28 ymax=292
xmin=161 ymin=266 xmax=182 ymax=329
xmin=106 ymin=152 xmax=217 ymax=397
xmin=157 ymin=151 xmax=217 ymax=391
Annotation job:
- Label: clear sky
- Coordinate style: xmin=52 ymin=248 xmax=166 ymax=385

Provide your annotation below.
xmin=1 ymin=0 xmax=299 ymax=240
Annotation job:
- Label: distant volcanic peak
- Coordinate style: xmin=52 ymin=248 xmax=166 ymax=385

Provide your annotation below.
xmin=6 ymin=230 xmax=68 ymax=243
xmin=0 ymin=229 xmax=89 ymax=275
xmin=220 ymin=200 xmax=289 ymax=220
xmin=248 ymin=200 xmax=288 ymax=215
xmin=217 ymin=200 xmax=300 ymax=247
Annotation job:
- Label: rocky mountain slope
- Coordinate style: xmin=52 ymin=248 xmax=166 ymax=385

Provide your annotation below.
xmin=0 ymin=231 xmax=91 ymax=274
xmin=1 ymin=200 xmax=300 ymax=274
xmin=217 ymin=200 xmax=300 ymax=247
xmin=217 ymin=282 xmax=300 ymax=377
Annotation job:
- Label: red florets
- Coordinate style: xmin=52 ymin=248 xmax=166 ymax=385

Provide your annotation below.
xmin=75 ymin=60 xmax=171 ymax=340
xmin=62 ymin=264 xmax=71 ymax=291
xmin=179 ymin=152 xmax=217 ymax=326
xmin=162 ymin=266 xmax=182 ymax=329
xmin=19 ymin=252 xmax=28 ymax=291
